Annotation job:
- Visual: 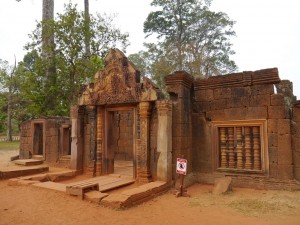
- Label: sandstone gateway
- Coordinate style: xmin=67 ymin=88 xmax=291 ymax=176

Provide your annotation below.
xmin=19 ymin=49 xmax=300 ymax=190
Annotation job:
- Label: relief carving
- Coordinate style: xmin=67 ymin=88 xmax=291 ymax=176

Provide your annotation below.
xmin=79 ymin=49 xmax=160 ymax=106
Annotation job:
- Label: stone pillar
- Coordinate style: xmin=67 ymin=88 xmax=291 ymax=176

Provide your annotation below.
xmin=86 ymin=106 xmax=96 ymax=175
xmin=137 ymin=101 xmax=152 ymax=183
xmin=165 ymin=71 xmax=194 ymax=179
xmin=70 ymin=105 xmax=84 ymax=172
xmin=95 ymin=106 xmax=104 ymax=176
xmin=156 ymin=100 xmax=172 ymax=183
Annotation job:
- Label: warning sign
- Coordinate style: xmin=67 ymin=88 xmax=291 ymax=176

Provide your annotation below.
xmin=176 ymin=158 xmax=187 ymax=175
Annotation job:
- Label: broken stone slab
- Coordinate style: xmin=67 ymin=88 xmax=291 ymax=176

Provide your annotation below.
xmin=84 ymin=191 xmax=109 ymax=204
xmin=213 ymin=177 xmax=232 ymax=194
xmin=101 ymin=181 xmax=170 ymax=209
xmin=10 ymin=155 xmax=19 ymax=161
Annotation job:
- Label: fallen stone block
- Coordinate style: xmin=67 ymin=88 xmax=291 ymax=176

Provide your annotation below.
xmin=213 ymin=177 xmax=232 ymax=194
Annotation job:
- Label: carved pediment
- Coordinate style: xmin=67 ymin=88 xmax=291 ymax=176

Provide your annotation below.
xmin=79 ymin=49 xmax=160 ymax=106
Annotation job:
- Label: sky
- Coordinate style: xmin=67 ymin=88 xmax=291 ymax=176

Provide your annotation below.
xmin=0 ymin=0 xmax=299 ymax=98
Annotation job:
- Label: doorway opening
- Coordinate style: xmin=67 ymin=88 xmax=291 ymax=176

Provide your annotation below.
xmin=60 ymin=124 xmax=71 ymax=159
xmin=105 ymin=108 xmax=136 ymax=178
xmin=33 ymin=122 xmax=44 ymax=158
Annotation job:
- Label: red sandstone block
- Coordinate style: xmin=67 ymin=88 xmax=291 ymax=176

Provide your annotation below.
xmin=196 ymin=101 xmax=211 ymax=112
xmin=268 ymin=119 xmax=278 ymax=133
xmin=277 ymin=119 xmax=291 ymax=135
xmin=249 ymin=94 xmax=270 ymax=107
xmin=195 ymin=89 xmax=214 ymax=102
xmin=268 ymin=147 xmax=278 ymax=163
xmin=268 ymin=106 xmax=290 ymax=119
xmin=224 ymin=108 xmax=247 ymax=120
xmin=251 ymin=84 xmax=274 ymax=95
xmin=246 ymin=106 xmax=268 ymax=119
xmin=229 ymin=96 xmax=249 ymax=108
xmin=292 ymin=150 xmax=300 ymax=167
xmin=277 ymin=165 xmax=293 ymax=179
xmin=293 ymin=137 xmax=300 ymax=152
xmin=270 ymin=94 xmax=285 ymax=106
xmin=268 ymin=133 xmax=278 ymax=147
xmin=210 ymin=99 xmax=229 ymax=110
xmin=294 ymin=167 xmax=300 ymax=180
xmin=269 ymin=162 xmax=279 ymax=179
xmin=278 ymin=134 xmax=292 ymax=153
xmin=206 ymin=110 xmax=226 ymax=121
xmin=293 ymin=108 xmax=300 ymax=122
xmin=231 ymin=86 xmax=251 ymax=97
xmin=213 ymin=88 xmax=231 ymax=99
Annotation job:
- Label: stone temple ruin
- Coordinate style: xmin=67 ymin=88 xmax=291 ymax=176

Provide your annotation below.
xmin=19 ymin=48 xmax=300 ymax=190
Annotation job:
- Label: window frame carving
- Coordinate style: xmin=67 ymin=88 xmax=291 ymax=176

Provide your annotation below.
xmin=212 ymin=120 xmax=269 ymax=175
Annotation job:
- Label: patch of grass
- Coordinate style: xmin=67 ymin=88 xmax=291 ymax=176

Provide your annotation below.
xmin=0 ymin=141 xmax=20 ymax=150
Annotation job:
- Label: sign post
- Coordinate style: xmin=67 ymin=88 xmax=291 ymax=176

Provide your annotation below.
xmin=175 ymin=157 xmax=190 ymax=197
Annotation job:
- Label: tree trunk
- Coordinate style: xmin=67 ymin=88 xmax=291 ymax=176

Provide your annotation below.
xmin=6 ymin=88 xmax=12 ymax=142
xmin=84 ymin=0 xmax=91 ymax=58
xmin=42 ymin=0 xmax=56 ymax=112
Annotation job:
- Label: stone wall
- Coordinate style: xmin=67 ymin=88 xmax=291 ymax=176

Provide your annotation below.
xmin=292 ymin=103 xmax=300 ymax=180
xmin=190 ymin=68 xmax=298 ymax=187
xmin=19 ymin=118 xmax=71 ymax=168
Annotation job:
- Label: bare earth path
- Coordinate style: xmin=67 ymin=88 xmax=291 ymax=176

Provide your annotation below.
xmin=1 ymin=151 xmax=300 ymax=225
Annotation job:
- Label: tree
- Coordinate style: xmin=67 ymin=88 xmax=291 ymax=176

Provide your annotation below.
xmin=25 ymin=3 xmax=129 ymax=116
xmin=143 ymin=0 xmax=237 ymax=80
xmin=0 ymin=59 xmax=23 ymax=140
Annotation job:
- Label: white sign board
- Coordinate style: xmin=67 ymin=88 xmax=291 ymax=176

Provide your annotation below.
xmin=176 ymin=158 xmax=187 ymax=175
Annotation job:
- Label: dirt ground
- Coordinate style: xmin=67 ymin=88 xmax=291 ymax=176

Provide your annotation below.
xmin=1 ymin=150 xmax=300 ymax=225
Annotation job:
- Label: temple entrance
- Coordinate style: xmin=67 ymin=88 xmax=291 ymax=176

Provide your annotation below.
xmin=33 ymin=122 xmax=44 ymax=158
xmin=105 ymin=107 xmax=136 ymax=178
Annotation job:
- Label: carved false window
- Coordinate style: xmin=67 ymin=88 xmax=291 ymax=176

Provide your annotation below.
xmin=213 ymin=120 xmax=268 ymax=174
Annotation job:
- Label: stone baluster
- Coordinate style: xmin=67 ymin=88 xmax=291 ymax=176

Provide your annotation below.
xmin=220 ymin=127 xmax=227 ymax=168
xmin=244 ymin=127 xmax=252 ymax=169
xmin=236 ymin=127 xmax=243 ymax=169
xmin=253 ymin=126 xmax=261 ymax=170
xmin=228 ymin=127 xmax=235 ymax=168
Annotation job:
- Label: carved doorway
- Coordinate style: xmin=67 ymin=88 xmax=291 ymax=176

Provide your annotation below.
xmin=105 ymin=107 xmax=136 ymax=178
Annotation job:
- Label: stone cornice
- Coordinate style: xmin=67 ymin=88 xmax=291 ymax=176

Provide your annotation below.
xmin=165 ymin=71 xmax=194 ymax=89
xmin=194 ymin=68 xmax=280 ymax=91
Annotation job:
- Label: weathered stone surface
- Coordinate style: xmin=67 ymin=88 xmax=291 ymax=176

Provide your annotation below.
xmin=213 ymin=177 xmax=232 ymax=194
xmin=268 ymin=119 xmax=278 ymax=133
xmin=246 ymin=106 xmax=268 ymax=119
xmin=84 ymin=191 xmax=109 ymax=203
xmin=268 ymin=106 xmax=289 ymax=119
xmin=249 ymin=94 xmax=270 ymax=107
xmin=268 ymin=133 xmax=278 ymax=147
xmin=195 ymin=89 xmax=214 ymax=102
xmin=213 ymin=88 xmax=232 ymax=100
xmin=271 ymin=94 xmax=285 ymax=106
xmin=278 ymin=119 xmax=291 ymax=135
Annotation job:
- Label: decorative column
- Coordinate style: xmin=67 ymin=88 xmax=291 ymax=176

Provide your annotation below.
xmin=137 ymin=101 xmax=152 ymax=183
xmin=236 ymin=127 xmax=243 ymax=169
xmin=156 ymin=100 xmax=172 ymax=183
xmin=220 ymin=127 xmax=227 ymax=168
xmin=86 ymin=106 xmax=96 ymax=175
xmin=253 ymin=126 xmax=261 ymax=170
xmin=228 ymin=127 xmax=235 ymax=168
xmin=95 ymin=106 xmax=104 ymax=176
xmin=244 ymin=127 xmax=252 ymax=169
xmin=70 ymin=105 xmax=84 ymax=172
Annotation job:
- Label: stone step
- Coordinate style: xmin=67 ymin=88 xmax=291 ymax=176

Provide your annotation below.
xmin=14 ymin=159 xmax=43 ymax=166
xmin=0 ymin=165 xmax=49 ymax=180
